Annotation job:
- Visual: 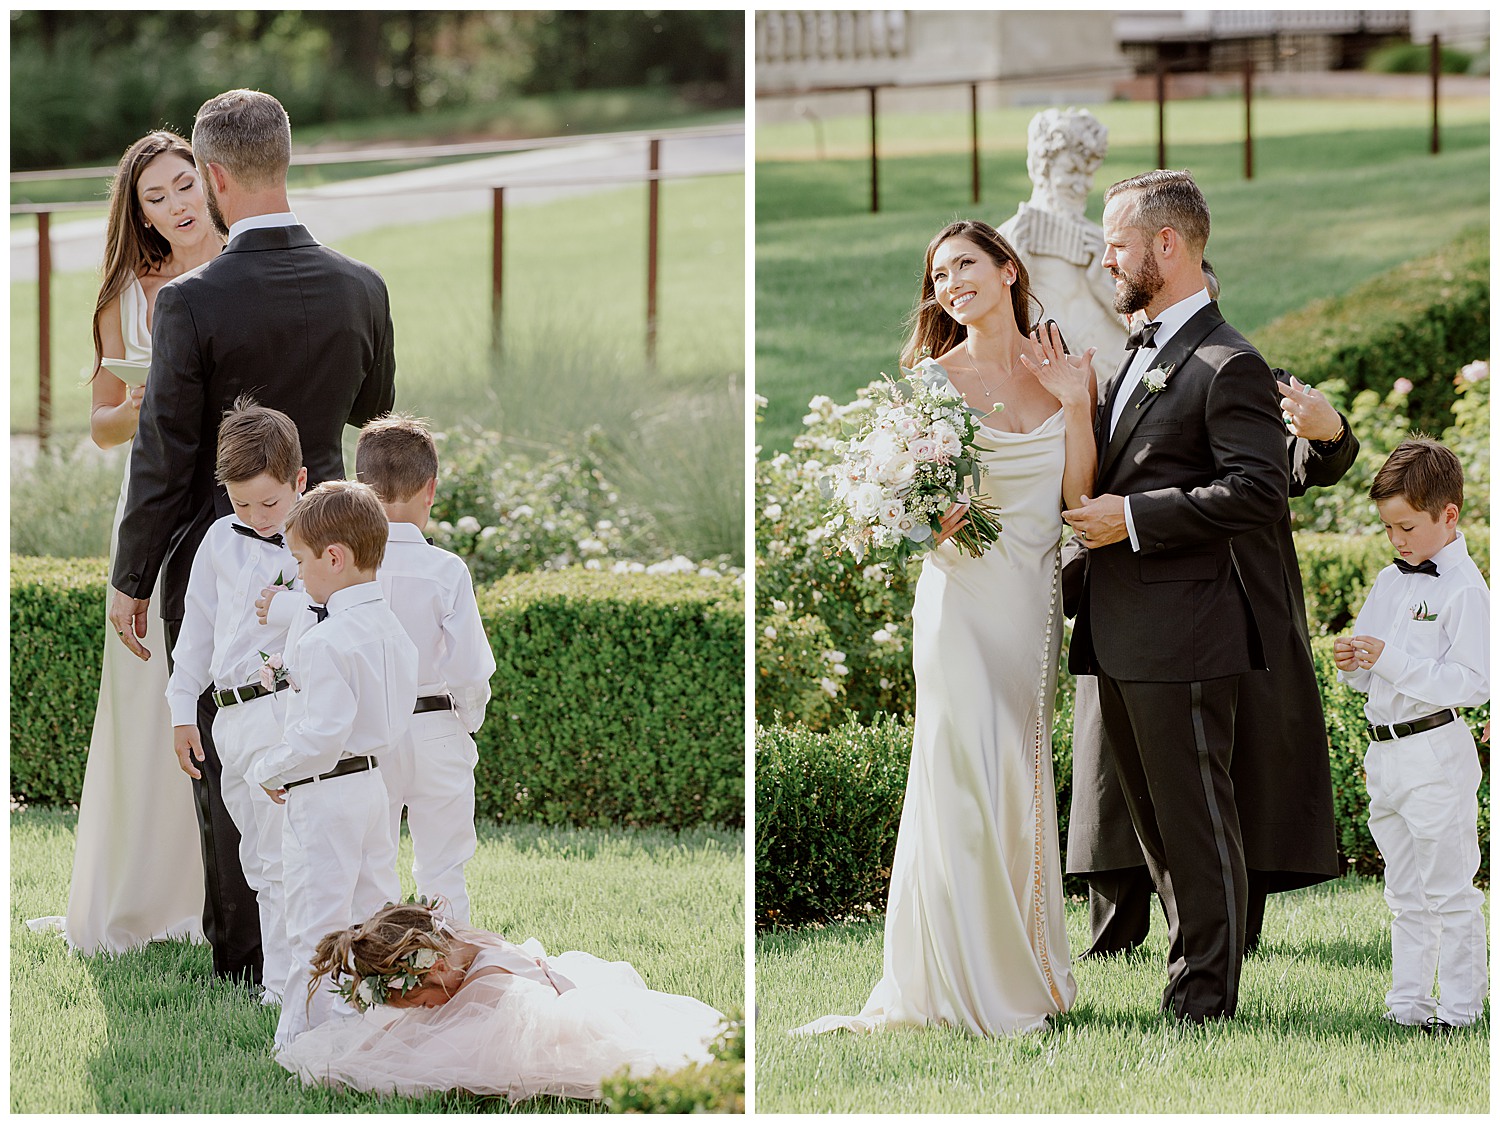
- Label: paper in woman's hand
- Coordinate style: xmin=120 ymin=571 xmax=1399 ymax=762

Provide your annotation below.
xmin=102 ymin=358 xmax=150 ymax=387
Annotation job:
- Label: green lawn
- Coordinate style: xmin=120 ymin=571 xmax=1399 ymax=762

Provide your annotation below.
xmin=756 ymin=877 xmax=1489 ymax=1113
xmin=754 ymin=95 xmax=1489 ymax=452
xmin=12 ymin=809 xmax=744 ymax=1113
xmin=11 ymin=172 xmax=744 ymax=438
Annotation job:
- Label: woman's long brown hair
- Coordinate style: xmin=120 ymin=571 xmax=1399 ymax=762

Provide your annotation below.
xmin=899 ymin=219 xmax=1042 ymax=369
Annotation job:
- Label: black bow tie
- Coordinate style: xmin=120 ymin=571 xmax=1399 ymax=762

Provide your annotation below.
xmin=1126 ymin=321 xmax=1161 ymax=350
xmin=308 ymin=604 xmax=329 ymax=623
xmin=426 ymin=536 xmax=435 ymax=545
xmin=232 ymin=523 xmax=284 ymax=548
xmin=1393 ymin=557 xmax=1440 ymax=577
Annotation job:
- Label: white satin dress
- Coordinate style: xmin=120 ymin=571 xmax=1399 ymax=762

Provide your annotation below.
xmin=278 ymin=931 xmax=728 ymax=1102
xmin=28 ymin=276 xmax=205 ymax=953
xmin=795 ymin=406 xmax=1077 ymax=1037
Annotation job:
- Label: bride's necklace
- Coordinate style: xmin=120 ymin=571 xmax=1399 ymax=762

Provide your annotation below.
xmin=966 ymin=342 xmax=1021 ymax=401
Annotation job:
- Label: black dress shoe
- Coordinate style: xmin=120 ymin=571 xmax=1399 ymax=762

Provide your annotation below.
xmin=1422 ymin=1017 xmax=1456 ymax=1035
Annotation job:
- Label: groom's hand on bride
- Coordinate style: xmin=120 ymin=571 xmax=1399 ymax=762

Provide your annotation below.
xmin=108 ymin=588 xmax=152 ymax=661
xmin=173 ymin=724 xmax=205 ymax=780
xmin=1062 ymin=494 xmax=1127 ymax=548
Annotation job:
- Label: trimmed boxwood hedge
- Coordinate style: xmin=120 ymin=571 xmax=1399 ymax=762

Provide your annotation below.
xmin=756 ymin=642 xmax=1489 ymax=929
xmin=11 ymin=557 xmax=744 ymax=829
xmin=1253 ymin=227 xmax=1488 ymax=434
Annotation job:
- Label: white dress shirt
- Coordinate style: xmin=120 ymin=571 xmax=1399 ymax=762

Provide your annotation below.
xmin=1337 ymin=531 xmax=1490 ymax=726
xmin=379 ymin=523 xmax=495 ymax=732
xmin=226 ymin=210 xmax=300 ymax=244
xmin=1107 ymin=287 xmax=1212 ymax=550
xmin=265 ymin=523 xmax=496 ymax=732
xmin=165 ymin=515 xmax=299 ymax=726
xmin=256 ymin=582 xmax=419 ymax=789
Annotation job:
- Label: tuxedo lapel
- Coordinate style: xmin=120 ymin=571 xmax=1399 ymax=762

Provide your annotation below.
xmin=1098 ymin=302 xmax=1226 ymax=482
xmin=1096 ymin=350 xmax=1137 ymax=472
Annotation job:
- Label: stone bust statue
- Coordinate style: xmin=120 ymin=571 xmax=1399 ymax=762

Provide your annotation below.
xmin=996 ymin=107 xmax=1128 ymax=378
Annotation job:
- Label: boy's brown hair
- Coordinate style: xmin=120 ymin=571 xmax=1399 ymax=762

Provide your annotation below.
xmin=285 ymin=480 xmax=389 ymax=571
xmin=215 ymin=395 xmax=302 ymax=485
xmin=355 ymin=412 xmax=439 ymax=503
xmin=1369 ymin=435 xmax=1464 ymax=517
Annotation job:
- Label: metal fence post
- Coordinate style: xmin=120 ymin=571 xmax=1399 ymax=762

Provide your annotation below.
xmin=1155 ymin=61 xmax=1168 ymax=170
xmin=868 ymin=85 xmax=879 ymax=214
xmin=38 ymin=210 xmax=52 ymax=452
xmin=491 ymin=187 xmax=504 ymax=354
xmin=1243 ymin=57 xmax=1254 ymax=179
xmin=647 ymin=137 xmax=661 ymax=367
xmin=969 ymin=82 xmax=981 ymax=204
xmin=1430 ymin=35 xmax=1442 ymax=155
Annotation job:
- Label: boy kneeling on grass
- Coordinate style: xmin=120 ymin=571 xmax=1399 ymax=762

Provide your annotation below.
xmin=1335 ymin=437 xmax=1488 ymax=1034
xmin=254 ymin=480 xmax=419 ymax=1050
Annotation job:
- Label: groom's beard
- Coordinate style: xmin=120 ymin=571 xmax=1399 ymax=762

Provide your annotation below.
xmin=1111 ymin=250 xmax=1164 ymax=316
xmin=203 ymin=176 xmax=230 ymax=237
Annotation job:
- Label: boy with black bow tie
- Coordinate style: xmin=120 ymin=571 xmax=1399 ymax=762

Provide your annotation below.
xmin=166 ymin=398 xmax=306 ymax=1006
xmin=255 ymin=480 xmax=418 ymax=1050
xmin=1336 ymin=437 xmax=1489 ymax=1034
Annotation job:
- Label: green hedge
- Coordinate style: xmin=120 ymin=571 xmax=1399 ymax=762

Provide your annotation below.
xmin=10 ymin=557 xmax=743 ymax=829
xmin=756 ymin=654 xmax=1489 ymax=929
xmin=1253 ymin=228 xmax=1489 ymax=434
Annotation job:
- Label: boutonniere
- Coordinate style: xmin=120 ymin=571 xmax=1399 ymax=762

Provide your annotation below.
xmin=1138 ymin=363 xmax=1176 ymax=404
xmin=1410 ymin=601 xmax=1438 ymax=621
xmin=257 ymin=650 xmax=296 ymax=692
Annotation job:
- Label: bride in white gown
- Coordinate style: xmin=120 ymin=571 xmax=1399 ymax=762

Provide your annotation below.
xmin=795 ymin=220 xmax=1096 ymax=1037
xmin=278 ymin=899 xmax=729 ymax=1102
xmin=28 ymin=132 xmax=222 ymax=953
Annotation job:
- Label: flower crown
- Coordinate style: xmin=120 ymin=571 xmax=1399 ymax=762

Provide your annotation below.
xmin=331 ymin=895 xmax=452 ymax=1012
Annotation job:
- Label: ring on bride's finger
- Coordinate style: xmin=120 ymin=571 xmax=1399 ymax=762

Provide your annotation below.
xmin=1042 ymin=358 xmax=1050 ymax=366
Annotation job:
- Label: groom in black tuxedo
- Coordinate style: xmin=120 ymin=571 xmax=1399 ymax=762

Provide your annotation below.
xmin=1062 ymin=170 xmax=1288 ymax=1022
xmin=108 ymin=89 xmax=396 ymax=988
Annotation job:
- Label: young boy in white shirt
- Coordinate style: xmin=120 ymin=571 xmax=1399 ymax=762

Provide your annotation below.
xmin=256 ymin=480 xmax=418 ymax=1050
xmin=354 ymin=414 xmax=495 ymax=923
xmin=166 ymin=399 xmax=306 ymax=1005
xmin=1335 ymin=437 xmax=1489 ymax=1034
xmin=262 ymin=414 xmax=495 ymax=923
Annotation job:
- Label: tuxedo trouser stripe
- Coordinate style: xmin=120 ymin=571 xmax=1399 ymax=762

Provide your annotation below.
xmin=1190 ymin=680 xmax=1238 ymax=962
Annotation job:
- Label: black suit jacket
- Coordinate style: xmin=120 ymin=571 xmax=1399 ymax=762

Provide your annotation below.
xmin=1068 ymin=301 xmax=1289 ymax=682
xmin=112 ymin=224 xmax=396 ymax=621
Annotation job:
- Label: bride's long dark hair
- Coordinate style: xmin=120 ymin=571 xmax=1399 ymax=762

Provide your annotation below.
xmin=90 ymin=131 xmax=202 ymax=380
xmin=900 ymin=220 xmax=1042 ymax=369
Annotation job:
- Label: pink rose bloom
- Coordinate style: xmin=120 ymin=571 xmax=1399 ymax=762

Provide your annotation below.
xmin=1393 ymin=377 xmax=1414 ymax=395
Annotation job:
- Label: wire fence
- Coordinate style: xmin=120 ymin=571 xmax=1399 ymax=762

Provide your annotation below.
xmin=11 ymin=123 xmax=745 ymax=446
xmin=755 ymin=36 xmax=1453 ymax=214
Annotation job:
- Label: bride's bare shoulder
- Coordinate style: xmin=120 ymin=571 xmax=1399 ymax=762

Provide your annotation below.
xmin=932 ymin=343 xmax=970 ymax=372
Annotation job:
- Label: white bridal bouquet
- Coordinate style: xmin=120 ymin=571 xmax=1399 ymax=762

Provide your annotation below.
xmin=820 ymin=355 xmax=1002 ymax=563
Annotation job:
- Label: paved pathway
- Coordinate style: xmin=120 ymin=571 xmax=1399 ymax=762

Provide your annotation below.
xmin=13 ymin=128 xmax=744 ymax=281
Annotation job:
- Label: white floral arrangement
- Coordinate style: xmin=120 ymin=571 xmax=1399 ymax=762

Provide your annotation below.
xmin=819 ymin=355 xmax=1002 ymax=562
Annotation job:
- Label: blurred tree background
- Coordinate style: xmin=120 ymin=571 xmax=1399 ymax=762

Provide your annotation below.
xmin=10 ymin=9 xmax=745 ymax=169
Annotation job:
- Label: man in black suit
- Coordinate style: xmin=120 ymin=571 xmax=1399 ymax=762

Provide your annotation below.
xmin=107 ymin=89 xmax=396 ymax=989
xmin=1068 ymin=372 xmax=1357 ymax=959
xmin=1062 ymin=169 xmax=1288 ymax=1022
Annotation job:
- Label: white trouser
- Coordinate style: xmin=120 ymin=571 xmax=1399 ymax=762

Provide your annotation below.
xmin=1364 ymin=719 xmax=1487 ymax=1026
xmin=210 ymin=693 xmax=291 ymax=1003
xmin=381 ymin=706 xmax=479 ymax=924
xmin=273 ymin=766 xmax=400 ymax=1051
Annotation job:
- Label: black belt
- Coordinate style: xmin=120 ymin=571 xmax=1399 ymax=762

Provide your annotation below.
xmin=213 ymin=679 xmax=290 ymax=708
xmin=1368 ymin=709 xmax=1456 ymax=742
xmin=414 ymin=694 xmax=454 ymax=714
xmin=283 ymin=755 xmax=378 ymax=790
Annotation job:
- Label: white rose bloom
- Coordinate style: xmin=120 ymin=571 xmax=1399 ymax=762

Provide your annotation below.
xmin=764 ymin=626 xmax=778 ymax=639
xmin=820 ymin=677 xmax=839 ymax=698
xmin=456 ymin=516 xmax=481 ymax=534
xmin=410 ymin=948 xmax=439 ymax=970
xmin=872 ymin=628 xmax=891 ymax=643
xmin=877 ymin=498 xmax=906 ymax=528
xmin=356 ymin=979 xmax=376 ymax=1008
xmin=849 ymin=482 xmax=885 ymax=520
xmin=763 ymin=503 xmax=783 ymax=519
xmin=909 ymin=436 xmax=939 ymax=462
